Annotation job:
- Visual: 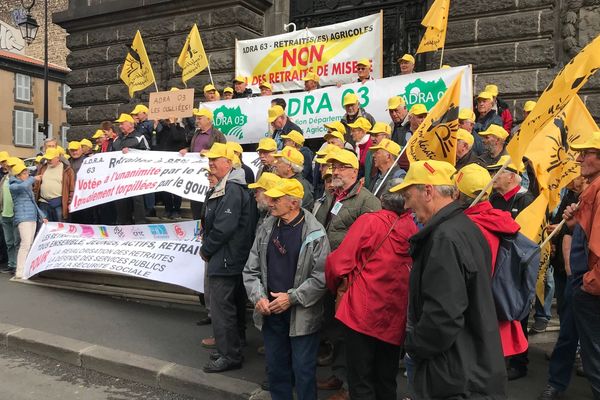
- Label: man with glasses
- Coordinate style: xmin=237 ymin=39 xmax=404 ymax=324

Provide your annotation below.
xmin=340 ymin=93 xmax=375 ymax=146
xmin=355 ymin=59 xmax=373 ymax=84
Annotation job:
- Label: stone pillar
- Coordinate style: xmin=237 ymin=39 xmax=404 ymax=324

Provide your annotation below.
xmin=53 ymin=0 xmax=273 ymax=138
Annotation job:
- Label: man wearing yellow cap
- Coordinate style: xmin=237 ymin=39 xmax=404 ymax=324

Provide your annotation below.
xmin=259 ymin=81 xmax=273 ymax=96
xmin=203 ymin=84 xmax=220 ymax=102
xmin=243 ymin=178 xmax=329 ymax=400
xmin=487 ymin=155 xmax=534 ymax=220
xmin=201 ymin=142 xmax=257 ymax=373
xmin=33 ymin=147 xmax=75 ymax=223
xmin=273 ymin=146 xmax=314 ymax=210
xmin=398 ymin=54 xmax=415 ymax=75
xmin=363 ymin=121 xmax=392 ymax=189
xmin=303 ymin=72 xmax=320 ymax=92
xmin=477 ymin=124 xmax=509 ymax=167
xmin=511 ymin=100 xmax=536 ymax=136
xmin=455 ymin=128 xmax=479 ymax=170
xmin=0 ymin=152 xmax=19 ymax=274
xmin=347 ymin=117 xmax=373 ymax=177
xmin=130 ymin=104 xmax=157 ymax=148
xmin=391 ymin=160 xmax=506 ymax=399
xmin=181 ymin=108 xmax=226 ymax=153
xmin=368 ymin=138 xmax=406 ymax=196
xmin=387 ymin=96 xmax=409 ymax=146
xmin=233 ymin=76 xmax=253 ymax=99
xmin=248 ymin=172 xmax=281 ymax=227
xmin=340 ymin=92 xmax=375 ymax=145
xmin=355 ymin=59 xmax=373 ymax=84
xmin=256 ymin=138 xmax=278 ymax=179
xmin=222 ymin=87 xmax=234 ymax=100
xmin=281 ymin=130 xmax=314 ymax=184
xmin=113 ymin=113 xmax=150 ymax=153
xmin=480 ymin=84 xmax=513 ymax=133
xmin=474 ymin=91 xmax=504 ymax=147
xmin=268 ymin=104 xmax=303 ymax=151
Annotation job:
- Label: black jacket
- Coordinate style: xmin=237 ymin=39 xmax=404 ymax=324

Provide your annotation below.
xmin=200 ymin=169 xmax=257 ymax=277
xmin=112 ymin=132 xmax=150 ymax=151
xmin=405 ymin=202 xmax=507 ymax=399
xmin=490 ymin=188 xmax=534 ymax=219
xmin=233 ymin=87 xmax=253 ymax=99
xmin=455 ymin=148 xmax=480 ymax=170
xmin=156 ymin=121 xmax=189 ymax=152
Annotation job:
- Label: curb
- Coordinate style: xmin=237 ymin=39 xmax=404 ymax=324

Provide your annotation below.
xmin=0 ymin=323 xmax=259 ymax=399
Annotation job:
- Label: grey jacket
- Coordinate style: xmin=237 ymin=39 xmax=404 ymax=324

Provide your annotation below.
xmin=243 ymin=210 xmax=330 ymax=337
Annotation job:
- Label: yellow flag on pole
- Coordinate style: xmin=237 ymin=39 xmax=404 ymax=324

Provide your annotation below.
xmin=406 ymin=72 xmax=462 ymax=164
xmin=177 ymin=24 xmax=209 ymax=84
xmin=120 ymin=30 xmax=156 ymax=97
xmin=416 ymin=0 xmax=450 ymax=53
xmin=507 ymin=34 xmax=600 ymax=165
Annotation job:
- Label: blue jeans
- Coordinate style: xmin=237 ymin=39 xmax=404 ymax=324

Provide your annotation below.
xmin=535 ymin=265 xmax=555 ymax=321
xmin=573 ymin=287 xmax=600 ymax=399
xmin=548 ymin=276 xmax=578 ymax=391
xmin=38 ymin=202 xmax=63 ymax=222
xmin=1 ymin=216 xmax=20 ymax=269
xmin=263 ymin=311 xmax=319 ymax=400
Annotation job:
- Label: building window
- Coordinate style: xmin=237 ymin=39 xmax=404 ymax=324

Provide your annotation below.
xmin=14 ymin=110 xmax=34 ymax=147
xmin=15 ymin=74 xmax=31 ymax=102
xmin=62 ymin=84 xmax=71 ymax=109
xmin=60 ymin=126 xmax=69 ymax=148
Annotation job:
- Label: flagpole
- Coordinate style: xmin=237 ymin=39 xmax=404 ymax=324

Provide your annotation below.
xmin=207 ymin=54 xmax=215 ymax=86
xmin=469 ymin=156 xmax=512 ymax=207
xmin=539 ymin=201 xmax=580 ymax=249
xmin=439 ymin=47 xmax=445 ymax=68
xmin=373 ymin=145 xmax=408 ymax=197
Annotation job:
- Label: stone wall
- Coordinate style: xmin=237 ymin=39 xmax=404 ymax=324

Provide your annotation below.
xmin=0 ymin=0 xmax=69 ymax=67
xmin=54 ymin=0 xmax=272 ymax=138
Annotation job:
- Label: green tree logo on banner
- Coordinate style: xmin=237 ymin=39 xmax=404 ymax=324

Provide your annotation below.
xmin=213 ymin=106 xmax=248 ymax=139
xmin=401 ymin=78 xmax=448 ymax=111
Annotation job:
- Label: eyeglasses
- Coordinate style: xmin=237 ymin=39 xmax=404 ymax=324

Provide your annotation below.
xmin=357 ymin=67 xmax=367 ymax=71
xmin=331 ymin=164 xmax=353 ymax=171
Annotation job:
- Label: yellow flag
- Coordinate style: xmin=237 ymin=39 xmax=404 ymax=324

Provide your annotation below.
xmin=416 ymin=0 xmax=450 ymax=53
xmin=177 ymin=24 xmax=209 ymax=84
xmin=120 ymin=30 xmax=156 ymax=97
xmin=524 ymin=96 xmax=597 ymax=210
xmin=406 ymin=72 xmax=462 ymax=164
xmin=507 ymin=34 xmax=600 ymax=165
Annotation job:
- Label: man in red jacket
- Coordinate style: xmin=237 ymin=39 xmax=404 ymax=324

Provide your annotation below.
xmin=455 ymin=163 xmax=528 ymax=358
xmin=325 ymin=178 xmax=417 ymax=400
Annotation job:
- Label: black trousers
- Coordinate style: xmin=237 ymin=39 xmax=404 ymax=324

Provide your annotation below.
xmin=344 ymin=325 xmax=401 ymax=400
xmin=115 ymin=196 xmax=146 ymax=225
xmin=191 ymin=200 xmax=203 ymax=220
xmin=209 ymin=275 xmax=246 ymax=364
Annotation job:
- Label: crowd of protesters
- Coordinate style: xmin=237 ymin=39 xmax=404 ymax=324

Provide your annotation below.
xmin=0 ymin=53 xmax=599 ymax=400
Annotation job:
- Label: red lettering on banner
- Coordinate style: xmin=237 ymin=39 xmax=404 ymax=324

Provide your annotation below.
xmin=282 ymin=45 xmax=325 ymax=67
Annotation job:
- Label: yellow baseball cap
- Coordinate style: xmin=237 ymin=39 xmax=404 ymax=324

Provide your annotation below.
xmin=193 ymin=108 xmax=213 ymax=120
xmin=7 ymin=157 xmax=23 ymax=167
xmin=357 ymin=58 xmax=371 ymax=68
xmin=324 ymin=131 xmax=345 ymax=143
xmin=326 ymin=149 xmax=359 ymax=170
xmin=523 ymin=101 xmax=537 ymax=113
xmin=479 ymin=124 xmax=509 ymax=140
xmin=316 ymin=143 xmax=338 ymax=157
xmin=0 ymin=151 xmax=9 ymax=162
xmin=248 ymin=172 xmax=281 ymax=191
xmin=281 ymin=130 xmax=305 ymax=146
xmin=223 ymin=87 xmax=234 ymax=94
xmin=390 ymin=160 xmax=456 ymax=192
xmin=441 ymin=64 xmax=451 ymax=69
xmin=130 ymin=104 xmax=149 ymax=115
xmin=347 ymin=117 xmax=372 ymax=131
xmin=226 ymin=141 xmax=243 ymax=154
xmin=264 ymin=178 xmax=304 ymax=199
xmin=257 ymin=138 xmax=277 ymax=152
xmin=343 ymin=93 xmax=359 ymax=106
xmin=92 ymin=129 xmax=105 ymax=139
xmin=369 ymin=138 xmax=401 ymax=156
xmin=274 ymin=146 xmax=305 ymax=166
xmin=484 ymin=84 xmax=499 ymax=97
xmin=43 ymin=148 xmax=61 ymax=160
xmin=205 ymin=143 xmax=235 ymax=160
xmin=324 ymin=120 xmax=346 ymax=134
xmin=369 ymin=122 xmax=392 ymax=136
xmin=455 ymin=164 xmax=492 ymax=198
xmin=80 ymin=139 xmax=93 ymax=148
xmin=68 ymin=141 xmax=82 ymax=150
xmin=477 ymin=91 xmax=494 ymax=101
xmin=35 ymin=155 xmax=42 ymax=163
xmin=323 ymin=167 xmax=333 ymax=178
xmin=57 ymin=145 xmax=66 ymax=155
xmin=398 ymin=54 xmax=415 ymax=64
xmin=268 ymin=105 xmax=285 ymax=123
xmin=456 ymin=128 xmax=474 ymax=147
xmin=11 ymin=163 xmax=27 ymax=175
xmin=259 ymin=81 xmax=272 ymax=90
xmin=204 ymin=84 xmax=217 ymax=93
xmin=115 ymin=113 xmax=135 ymax=123
xmin=458 ymin=108 xmax=476 ymax=122
xmin=570 ymin=131 xmax=600 ymax=151
xmin=233 ymin=76 xmax=246 ymax=83
xmin=409 ymin=104 xmax=428 ymax=116
xmin=170 ymin=87 xmax=180 ymax=91
xmin=302 ymin=72 xmax=320 ymax=82
xmin=487 ymin=155 xmax=525 ymax=174
xmin=387 ymin=96 xmax=406 ymax=110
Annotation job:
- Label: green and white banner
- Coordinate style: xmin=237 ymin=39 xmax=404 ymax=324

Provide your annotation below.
xmin=201 ymin=65 xmax=473 ymax=144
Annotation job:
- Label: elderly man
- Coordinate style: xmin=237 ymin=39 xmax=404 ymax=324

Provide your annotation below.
xmin=248 ymin=172 xmax=281 ymax=228
xmin=33 ymin=147 xmax=75 ymax=222
xmin=303 ymin=72 xmax=320 ymax=91
xmin=398 ymin=53 xmax=415 ymax=75
xmin=363 ymin=122 xmax=392 ymax=190
xmin=80 ymin=139 xmax=94 ymax=156
xmin=233 ymin=76 xmax=253 ymax=99
xmin=368 ymin=138 xmax=405 ymax=196
xmin=483 ymin=84 xmax=513 ymax=133
xmin=226 ymin=141 xmax=255 ymax=185
xmin=562 ymin=131 xmax=600 ymax=400
xmin=223 ymin=87 xmax=234 ymax=100
xmin=355 ymin=59 xmax=373 ymax=84
xmin=130 ymin=104 xmax=156 ymax=148
xmin=388 ymin=96 xmax=409 ymax=146
xmin=406 ymin=104 xmax=428 ymax=140
xmin=281 ymin=130 xmax=314 ymax=184
xmin=340 ymin=93 xmax=375 ymax=145
xmin=315 ymin=149 xmax=381 ymax=250
xmin=474 ymin=91 xmax=504 ymax=140
xmin=244 ymin=178 xmax=330 ymax=400
xmin=455 ymin=128 xmax=479 ymax=170
xmin=204 ymin=84 xmax=219 ymax=102
xmin=512 ymin=100 xmax=536 ymax=136
xmin=458 ymin=108 xmax=481 ymax=154
xmin=0 ymin=152 xmax=19 ymax=275
xmin=268 ymin=105 xmax=303 ymax=150
xmin=256 ymin=138 xmax=278 ymax=179
xmin=478 ymin=124 xmax=509 ymax=167
xmin=391 ymin=160 xmax=506 ymax=399
xmin=273 ymin=146 xmax=314 ymax=210
xmin=201 ymin=143 xmax=256 ymax=373
xmin=347 ymin=117 xmax=373 ymax=177
xmin=259 ymin=81 xmax=273 ymax=96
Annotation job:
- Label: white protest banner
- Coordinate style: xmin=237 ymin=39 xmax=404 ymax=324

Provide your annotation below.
xmin=236 ymin=13 xmax=383 ymax=92
xmin=24 ymin=221 xmax=205 ymax=293
xmin=148 ymin=88 xmax=195 ymax=120
xmin=202 ymin=65 xmax=473 ymax=144
xmin=70 ymin=151 xmax=260 ymax=212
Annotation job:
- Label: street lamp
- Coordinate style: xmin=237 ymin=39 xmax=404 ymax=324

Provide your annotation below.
xmin=18 ymin=0 xmax=49 ymax=140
